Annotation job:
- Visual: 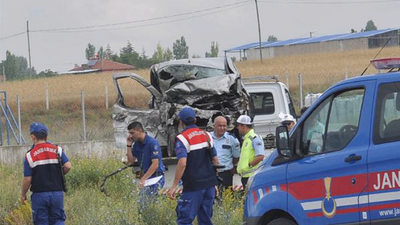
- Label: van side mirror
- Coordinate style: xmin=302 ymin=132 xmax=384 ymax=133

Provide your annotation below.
xmin=276 ymin=126 xmax=292 ymax=158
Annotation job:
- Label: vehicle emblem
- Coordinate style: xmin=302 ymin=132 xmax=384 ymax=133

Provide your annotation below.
xmin=321 ymin=177 xmax=337 ymax=218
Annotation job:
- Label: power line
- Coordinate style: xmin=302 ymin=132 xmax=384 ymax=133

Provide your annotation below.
xmin=30 ymin=0 xmax=252 ymax=33
xmin=259 ymin=0 xmax=400 ymax=4
xmin=0 ymin=31 xmax=26 ymax=41
xmin=31 ymin=1 xmax=252 ymax=34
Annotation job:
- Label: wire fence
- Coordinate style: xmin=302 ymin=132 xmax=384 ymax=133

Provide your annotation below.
xmin=0 ymin=69 xmax=365 ymax=146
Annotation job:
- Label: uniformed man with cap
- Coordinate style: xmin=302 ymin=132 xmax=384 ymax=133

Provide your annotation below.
xmin=168 ymin=107 xmax=219 ymax=225
xmin=279 ymin=112 xmax=297 ymax=132
xmin=21 ymin=122 xmax=72 ymax=225
xmin=235 ymin=115 xmax=265 ymax=190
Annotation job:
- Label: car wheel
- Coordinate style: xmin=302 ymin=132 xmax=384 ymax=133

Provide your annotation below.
xmin=267 ymin=218 xmax=297 ymax=225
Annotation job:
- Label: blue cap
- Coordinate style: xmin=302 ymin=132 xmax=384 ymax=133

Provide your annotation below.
xmin=178 ymin=107 xmax=196 ymax=125
xmin=30 ymin=122 xmax=48 ymax=135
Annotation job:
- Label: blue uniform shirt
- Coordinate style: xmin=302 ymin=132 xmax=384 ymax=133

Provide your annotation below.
xmin=176 ymin=125 xmax=217 ymax=159
xmin=132 ymin=134 xmax=165 ymax=176
xmin=211 ymin=131 xmax=240 ymax=171
xmin=252 ymin=135 xmax=265 ymax=157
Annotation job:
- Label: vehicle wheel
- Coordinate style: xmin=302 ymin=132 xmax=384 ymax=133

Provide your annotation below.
xmin=267 ymin=218 xmax=297 ymax=225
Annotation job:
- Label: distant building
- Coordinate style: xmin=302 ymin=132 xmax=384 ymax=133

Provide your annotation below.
xmin=65 ymin=58 xmax=135 ymax=74
xmin=225 ymin=28 xmax=399 ymax=60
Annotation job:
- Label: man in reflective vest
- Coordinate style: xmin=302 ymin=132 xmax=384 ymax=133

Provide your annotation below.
xmin=21 ymin=122 xmax=72 ymax=225
xmin=168 ymin=107 xmax=219 ymax=225
xmin=236 ymin=115 xmax=265 ymax=189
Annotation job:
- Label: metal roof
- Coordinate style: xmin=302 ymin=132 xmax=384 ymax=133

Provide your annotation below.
xmin=225 ymin=28 xmax=398 ymax=52
xmin=225 ymin=41 xmax=268 ymax=52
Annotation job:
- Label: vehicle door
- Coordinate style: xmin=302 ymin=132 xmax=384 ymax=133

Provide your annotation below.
xmin=369 ymin=79 xmax=400 ymax=224
xmin=285 ymin=80 xmax=375 ymax=224
xmin=112 ymin=73 xmax=166 ymax=149
xmin=249 ymin=83 xmax=285 ymax=146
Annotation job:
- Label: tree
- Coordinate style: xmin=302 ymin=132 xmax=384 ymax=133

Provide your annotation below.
xmin=164 ymin=48 xmax=173 ymax=61
xmin=97 ymin=46 xmax=104 ymax=60
xmin=105 ymin=44 xmax=113 ymax=60
xmin=0 ymin=51 xmax=36 ymax=80
xmin=351 ymin=29 xmax=357 ymax=33
xmin=119 ymin=41 xmax=139 ymax=66
xmin=365 ymin=20 xmax=377 ymax=32
xmin=192 ymin=54 xmax=201 ymax=58
xmin=152 ymin=43 xmax=164 ymax=63
xmin=85 ymin=43 xmax=96 ymax=60
xmin=205 ymin=41 xmax=219 ymax=58
xmin=267 ymin=35 xmax=278 ymax=42
xmin=173 ymin=36 xmax=189 ymax=59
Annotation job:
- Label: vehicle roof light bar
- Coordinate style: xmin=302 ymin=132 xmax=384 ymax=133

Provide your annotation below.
xmin=370 ymin=58 xmax=400 ymax=70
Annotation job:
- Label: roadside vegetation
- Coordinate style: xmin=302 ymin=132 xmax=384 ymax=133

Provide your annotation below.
xmin=0 ymin=158 xmax=244 ymax=225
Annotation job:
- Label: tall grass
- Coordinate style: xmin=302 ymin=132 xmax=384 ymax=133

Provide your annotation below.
xmin=1 ymin=158 xmax=245 ymax=225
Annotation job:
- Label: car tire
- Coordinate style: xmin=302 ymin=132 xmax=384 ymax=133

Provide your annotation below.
xmin=267 ymin=218 xmax=297 ymax=225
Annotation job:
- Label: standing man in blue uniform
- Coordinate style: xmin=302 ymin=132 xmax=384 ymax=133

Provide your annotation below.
xmin=21 ymin=122 xmax=72 ymax=225
xmin=168 ymin=107 xmax=219 ymax=225
xmin=126 ymin=121 xmax=166 ymax=211
xmin=211 ymin=116 xmax=240 ymax=190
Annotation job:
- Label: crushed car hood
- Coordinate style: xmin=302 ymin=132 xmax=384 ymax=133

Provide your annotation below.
xmin=165 ymin=73 xmax=244 ymax=108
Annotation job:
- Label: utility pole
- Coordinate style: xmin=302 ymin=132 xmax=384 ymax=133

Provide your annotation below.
xmin=26 ymin=21 xmax=32 ymax=77
xmin=255 ymin=0 xmax=263 ymax=63
xmin=2 ymin=66 xmax=5 ymax=82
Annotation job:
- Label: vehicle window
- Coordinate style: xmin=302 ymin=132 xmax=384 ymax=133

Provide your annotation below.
xmin=250 ymin=92 xmax=274 ymax=115
xmin=116 ymin=78 xmax=152 ymax=109
xmin=301 ymin=89 xmax=364 ymax=155
xmin=159 ymin=65 xmax=225 ymax=82
xmin=285 ymin=89 xmax=297 ymax=118
xmin=374 ymin=82 xmax=400 ymax=144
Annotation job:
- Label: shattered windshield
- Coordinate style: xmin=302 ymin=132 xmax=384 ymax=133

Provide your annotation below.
xmin=159 ymin=65 xmax=226 ymax=82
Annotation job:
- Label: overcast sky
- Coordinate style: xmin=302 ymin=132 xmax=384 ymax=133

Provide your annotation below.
xmin=1 ymin=0 xmax=399 ymax=72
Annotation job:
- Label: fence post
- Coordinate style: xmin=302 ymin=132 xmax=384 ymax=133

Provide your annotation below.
xmin=298 ymin=73 xmax=303 ymax=109
xmin=17 ymin=95 xmax=22 ymax=145
xmin=105 ymin=84 xmax=109 ymax=109
xmin=81 ymin=90 xmax=86 ymax=142
xmin=45 ymin=82 xmax=49 ymax=110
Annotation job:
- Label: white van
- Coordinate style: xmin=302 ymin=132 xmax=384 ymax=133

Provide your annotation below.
xmin=243 ymin=76 xmax=297 ymax=149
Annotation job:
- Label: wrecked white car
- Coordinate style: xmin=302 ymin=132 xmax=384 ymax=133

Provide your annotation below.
xmin=112 ymin=57 xmax=249 ymax=157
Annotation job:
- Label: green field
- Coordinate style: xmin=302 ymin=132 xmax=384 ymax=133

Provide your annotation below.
xmin=0 ymin=158 xmax=244 ymax=225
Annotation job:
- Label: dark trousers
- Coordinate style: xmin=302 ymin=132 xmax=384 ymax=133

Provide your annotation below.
xmin=219 ymin=170 xmax=233 ymax=190
xmin=241 ymin=177 xmax=249 ymax=190
xmin=31 ymin=191 xmax=65 ymax=225
xmin=176 ymin=187 xmax=215 ymax=225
